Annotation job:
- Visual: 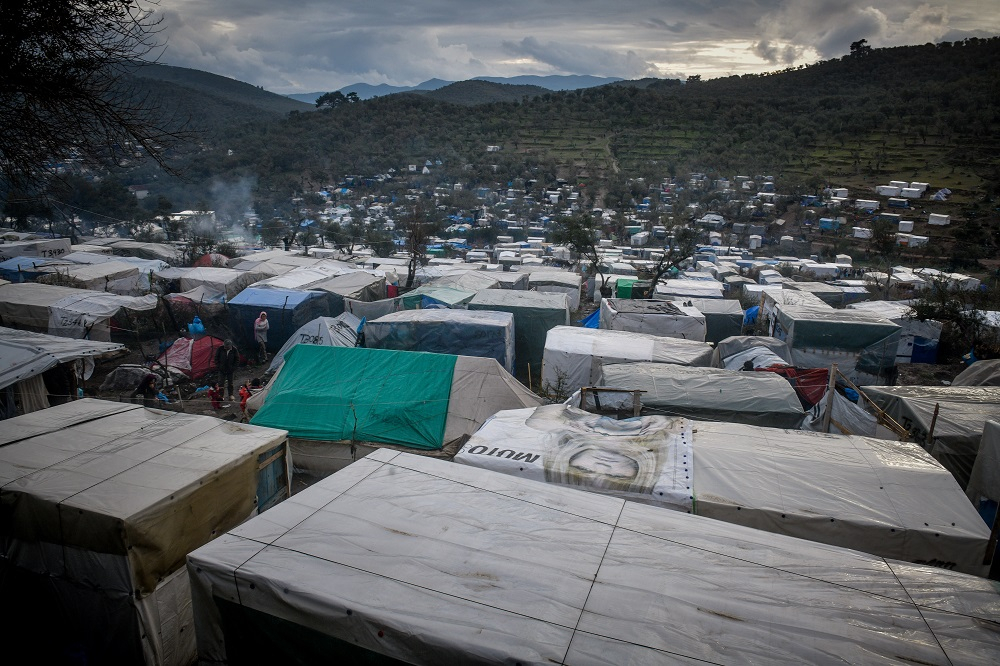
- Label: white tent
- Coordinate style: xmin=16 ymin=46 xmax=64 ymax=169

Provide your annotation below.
xmin=598 ymin=298 xmax=706 ymax=341
xmin=189 ymin=448 xmax=1000 ymax=665
xmin=0 ymin=399 xmax=290 ymax=666
xmin=456 ymin=405 xmax=990 ymax=575
xmin=0 ymin=282 xmax=157 ymax=340
xmin=541 ymin=326 xmax=713 ymax=397
xmin=267 ymin=313 xmax=361 ymax=373
xmin=848 ymin=300 xmax=943 ymax=364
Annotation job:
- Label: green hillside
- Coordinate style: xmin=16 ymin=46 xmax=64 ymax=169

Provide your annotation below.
xmin=416 ymin=80 xmax=550 ymax=106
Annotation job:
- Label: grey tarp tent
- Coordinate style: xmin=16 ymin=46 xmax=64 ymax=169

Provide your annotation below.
xmin=683 ymin=298 xmax=745 ymax=344
xmin=455 ymin=405 xmax=990 ymax=575
xmin=365 ymin=309 xmax=516 ymax=374
xmin=710 ymin=334 xmax=794 ymax=369
xmin=953 ymin=359 xmax=1000 ymax=387
xmin=0 ymin=399 xmax=289 ymax=666
xmin=189 ymin=449 xmax=1000 ymax=665
xmin=541 ymin=326 xmax=714 ymax=398
xmin=599 ymin=362 xmax=805 ymax=428
xmin=468 ymin=290 xmax=570 ymax=379
xmin=862 ymin=385 xmax=1000 ymax=490
xmin=774 ymin=304 xmax=901 ymax=384
xmin=598 ymin=298 xmax=707 ymax=341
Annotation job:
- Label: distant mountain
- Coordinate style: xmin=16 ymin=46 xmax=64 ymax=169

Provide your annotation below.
xmin=287 ymin=75 xmax=624 ymax=103
xmin=416 ymin=80 xmax=550 ymax=106
xmin=133 ymin=64 xmax=312 ymax=117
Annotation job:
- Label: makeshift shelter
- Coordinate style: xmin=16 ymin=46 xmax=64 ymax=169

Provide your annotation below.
xmin=862 ymin=385 xmax=1000 ymax=489
xmin=773 ymin=304 xmax=901 ymax=384
xmin=0 ymin=237 xmax=71 ymax=262
xmin=523 ymin=270 xmax=582 ymax=310
xmin=62 ymin=251 xmax=167 ymax=291
xmin=0 ymin=282 xmax=157 ymax=340
xmin=0 ymin=399 xmax=290 ymax=666
xmin=654 ymin=278 xmax=724 ymax=300
xmin=175 ymin=267 xmax=260 ymax=300
xmin=490 ymin=271 xmax=529 ymax=290
xmin=192 ymin=252 xmax=230 ymax=267
xmin=249 ymin=345 xmax=541 ymax=475
xmin=399 ymin=285 xmax=475 ymax=310
xmin=344 ymin=295 xmax=401 ymax=320
xmin=967 ymin=420 xmax=1000 ymax=514
xmin=228 ymin=287 xmax=333 ymax=352
xmin=599 ymin=363 xmax=805 ymax=428
xmin=953 ymin=359 xmax=1000 ymax=387
xmin=683 ymin=298 xmax=744 ymax=343
xmin=456 ymin=405 xmax=990 ymax=575
xmin=267 ymin=313 xmax=361 ymax=373
xmin=848 ymin=300 xmax=943 ymax=364
xmin=598 ymin=298 xmax=707 ymax=341
xmin=710 ymin=334 xmax=793 ymax=370
xmin=0 ymin=255 xmax=59 ymax=282
xmin=0 ymin=326 xmax=124 ymax=417
xmin=190 ymin=448 xmax=1000 ymax=666
xmin=784 ymin=281 xmax=846 ymax=307
xmin=308 ymin=271 xmax=386 ymax=312
xmin=427 ymin=270 xmax=501 ymax=292
xmin=541 ymin=326 xmax=713 ymax=397
xmin=365 ymin=309 xmax=515 ymax=374
xmin=36 ymin=259 xmax=142 ymax=295
xmin=155 ymin=335 xmax=226 ymax=380
xmin=468 ymin=290 xmax=570 ymax=378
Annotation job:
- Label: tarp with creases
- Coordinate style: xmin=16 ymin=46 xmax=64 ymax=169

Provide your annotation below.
xmin=188 ymin=447 xmax=1000 ymax=666
xmin=248 ymin=347 xmax=541 ymax=474
xmin=862 ymin=385 xmax=1000 ymax=490
xmin=0 ymin=325 xmax=124 ymax=391
xmin=682 ymin=298 xmax=744 ymax=344
xmin=541 ymin=326 xmax=713 ymax=397
xmin=427 ymin=270 xmax=501 ymax=292
xmin=37 ymin=260 xmax=141 ymax=294
xmin=952 ymin=359 xmax=1000 ymax=387
xmin=775 ymin=304 xmax=900 ymax=383
xmin=710 ymin=335 xmax=793 ymax=369
xmin=523 ymin=270 xmax=582 ymax=310
xmin=267 ymin=313 xmax=360 ymax=373
xmin=967 ymin=420 xmax=1000 ymax=504
xmin=469 ymin=290 xmax=570 ymax=377
xmin=399 ymin=285 xmax=475 ymax=310
xmin=600 ymin=362 xmax=805 ymax=428
xmin=654 ymin=278 xmax=724 ymax=300
xmin=456 ymin=405 xmax=989 ymax=575
xmin=177 ymin=267 xmax=260 ymax=300
xmin=599 ymin=298 xmax=706 ymax=341
xmin=0 ymin=399 xmax=288 ymax=666
xmin=365 ymin=309 xmax=515 ymax=373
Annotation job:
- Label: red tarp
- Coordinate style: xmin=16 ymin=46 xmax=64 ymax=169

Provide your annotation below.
xmin=758 ymin=366 xmax=830 ymax=408
xmin=157 ymin=336 xmax=225 ymax=379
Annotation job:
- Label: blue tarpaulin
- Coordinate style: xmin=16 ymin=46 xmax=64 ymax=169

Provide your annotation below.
xmin=579 ymin=310 xmax=600 ymax=328
xmin=744 ymin=305 xmax=760 ymax=326
xmin=228 ymin=287 xmax=334 ymax=352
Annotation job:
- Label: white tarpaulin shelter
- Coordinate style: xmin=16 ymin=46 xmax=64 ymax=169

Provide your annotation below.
xmin=599 ymin=363 xmax=805 ymax=428
xmin=522 ymin=269 xmax=583 ymax=310
xmin=862 ymin=385 xmax=1000 ymax=490
xmin=541 ymin=326 xmax=713 ymax=397
xmin=0 ymin=399 xmax=290 ymax=666
xmin=457 ymin=405 xmax=990 ymax=575
xmin=773 ymin=304 xmax=901 ymax=384
xmin=848 ymin=300 xmax=943 ymax=364
xmin=172 ymin=267 xmax=262 ymax=300
xmin=598 ymin=298 xmax=706 ymax=341
xmin=710 ymin=335 xmax=793 ymax=370
xmin=37 ymin=259 xmax=141 ymax=294
xmin=0 ymin=282 xmax=157 ymax=340
xmin=189 ymin=448 xmax=1000 ymax=665
xmin=967 ymin=420 xmax=1000 ymax=507
xmin=267 ymin=313 xmax=361 ymax=373
xmin=654 ymin=278 xmax=724 ymax=300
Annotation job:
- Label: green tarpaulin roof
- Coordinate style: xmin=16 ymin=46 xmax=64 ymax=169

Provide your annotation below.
xmin=250 ymin=345 xmax=456 ymax=449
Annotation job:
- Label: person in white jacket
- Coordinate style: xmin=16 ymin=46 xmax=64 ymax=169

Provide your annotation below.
xmin=253 ymin=311 xmax=269 ymax=363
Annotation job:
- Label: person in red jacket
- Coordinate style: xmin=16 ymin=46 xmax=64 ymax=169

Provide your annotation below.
xmin=238 ymin=381 xmax=252 ymax=421
xmin=208 ymin=383 xmax=223 ymax=410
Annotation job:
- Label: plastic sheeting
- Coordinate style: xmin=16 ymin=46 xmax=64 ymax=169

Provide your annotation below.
xmin=654 ymin=279 xmax=724 ymax=300
xmin=0 ymin=326 xmax=123 ymax=390
xmin=365 ymin=309 xmax=515 ymax=374
xmin=600 ymin=363 xmax=805 ymax=428
xmin=189 ymin=449 xmax=1000 ymax=666
xmin=399 ymin=285 xmax=475 ymax=310
xmin=711 ymin=335 xmax=793 ymax=369
xmin=248 ymin=349 xmax=541 ymax=475
xmin=267 ymin=314 xmax=360 ymax=373
xmin=862 ymin=385 xmax=1000 ymax=490
xmin=427 ymin=270 xmax=501 ymax=292
xmin=0 ymin=399 xmax=289 ymax=665
xmin=848 ymin=300 xmax=943 ymax=364
xmin=953 ymin=359 xmax=1000 ymax=387
xmin=457 ymin=405 xmax=694 ymax=511
xmin=228 ymin=287 xmax=334 ymax=352
xmin=457 ymin=406 xmax=990 ymax=575
xmin=681 ymin=298 xmax=744 ymax=344
xmin=774 ymin=304 xmax=901 ymax=384
xmin=469 ymin=290 xmax=570 ymax=378
xmin=542 ymin=326 xmax=713 ymax=397
xmin=968 ymin=420 xmax=1000 ymax=504
xmin=175 ymin=267 xmax=261 ymax=300
xmin=598 ymin=298 xmax=706 ymax=341
xmin=47 ymin=290 xmax=158 ymax=340
xmin=523 ymin=270 xmax=582 ymax=310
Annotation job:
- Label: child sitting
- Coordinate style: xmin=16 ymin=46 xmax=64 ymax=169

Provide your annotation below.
xmin=208 ymin=383 xmax=223 ymax=410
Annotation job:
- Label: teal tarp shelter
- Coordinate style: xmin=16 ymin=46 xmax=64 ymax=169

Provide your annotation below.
xmin=399 ymin=286 xmax=475 ymax=310
xmin=250 ymin=345 xmax=542 ymax=475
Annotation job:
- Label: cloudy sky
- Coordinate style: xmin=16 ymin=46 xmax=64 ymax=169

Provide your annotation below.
xmin=155 ymin=1 xmax=1000 ymax=93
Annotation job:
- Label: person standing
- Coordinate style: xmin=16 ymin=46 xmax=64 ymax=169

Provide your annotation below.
xmin=215 ymin=339 xmax=239 ymax=400
xmin=130 ymin=374 xmax=158 ymax=408
xmin=254 ymin=311 xmax=270 ymax=364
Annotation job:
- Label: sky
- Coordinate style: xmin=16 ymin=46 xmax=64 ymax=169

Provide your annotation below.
xmin=154 ymin=1 xmax=1000 ymax=93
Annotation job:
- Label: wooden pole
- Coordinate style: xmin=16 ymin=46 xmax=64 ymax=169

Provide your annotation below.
xmin=926 ymin=403 xmax=940 ymax=447
xmin=821 ymin=364 xmax=838 ymax=433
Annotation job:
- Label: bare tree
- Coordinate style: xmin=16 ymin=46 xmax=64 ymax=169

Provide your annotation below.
xmin=551 ymin=213 xmax=611 ymax=296
xmin=398 ymin=202 xmax=439 ymax=289
xmin=0 ymin=0 xmax=188 ymax=194
xmin=645 ymin=222 xmax=701 ymax=288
